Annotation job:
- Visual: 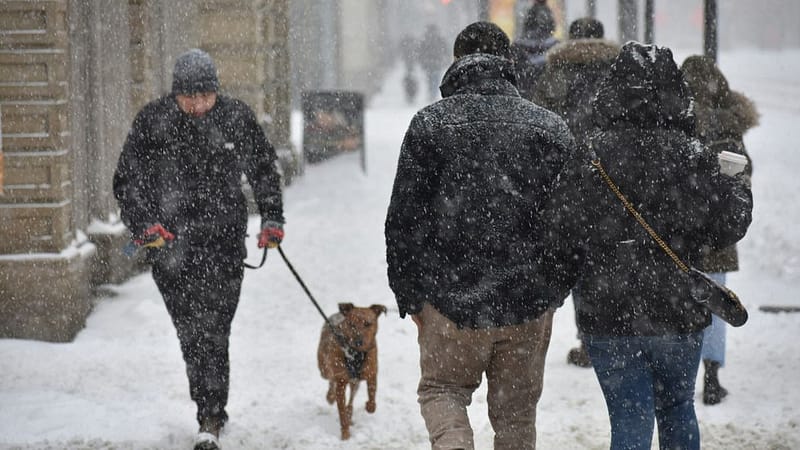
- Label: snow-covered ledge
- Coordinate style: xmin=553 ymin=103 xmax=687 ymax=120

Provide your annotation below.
xmin=0 ymin=233 xmax=96 ymax=342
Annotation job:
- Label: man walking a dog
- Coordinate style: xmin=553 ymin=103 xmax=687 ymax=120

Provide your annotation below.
xmin=385 ymin=22 xmax=575 ymax=450
xmin=113 ymin=49 xmax=285 ymax=450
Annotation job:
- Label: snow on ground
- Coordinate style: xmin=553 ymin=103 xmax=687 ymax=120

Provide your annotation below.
xmin=1 ymin=49 xmax=799 ymax=450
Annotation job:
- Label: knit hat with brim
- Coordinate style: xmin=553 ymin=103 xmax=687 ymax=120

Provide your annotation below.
xmin=172 ymin=49 xmax=219 ymax=95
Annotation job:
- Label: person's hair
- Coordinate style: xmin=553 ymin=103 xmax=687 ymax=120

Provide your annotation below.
xmin=453 ymin=21 xmax=511 ymax=59
xmin=569 ymin=17 xmax=604 ymax=39
xmin=522 ymin=2 xmax=555 ymax=39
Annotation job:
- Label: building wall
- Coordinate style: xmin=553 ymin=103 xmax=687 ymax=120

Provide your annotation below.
xmin=0 ymin=0 xmax=293 ymax=342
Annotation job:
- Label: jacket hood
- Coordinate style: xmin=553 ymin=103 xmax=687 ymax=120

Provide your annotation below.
xmin=592 ymin=42 xmax=694 ymax=132
xmin=681 ymin=56 xmax=759 ymax=137
xmin=693 ymin=90 xmax=760 ymax=139
xmin=545 ymin=39 xmax=619 ymax=67
xmin=439 ymin=53 xmax=518 ymax=98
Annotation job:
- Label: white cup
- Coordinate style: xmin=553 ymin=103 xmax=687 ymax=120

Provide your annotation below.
xmin=718 ymin=150 xmax=748 ymax=176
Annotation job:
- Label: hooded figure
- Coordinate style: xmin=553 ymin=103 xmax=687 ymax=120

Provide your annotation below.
xmin=530 ymin=16 xmax=619 ymax=368
xmin=511 ymin=0 xmax=560 ymax=99
xmin=541 ymin=42 xmax=753 ymax=450
xmin=681 ymin=54 xmax=760 ymax=406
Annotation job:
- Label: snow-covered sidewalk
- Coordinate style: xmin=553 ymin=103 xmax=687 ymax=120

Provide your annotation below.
xmin=1 ymin=49 xmax=799 ymax=450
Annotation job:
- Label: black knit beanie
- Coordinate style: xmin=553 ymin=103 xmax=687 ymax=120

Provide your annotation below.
xmin=453 ymin=21 xmax=512 ymax=59
xmin=172 ymin=49 xmax=219 ymax=95
xmin=569 ymin=17 xmax=604 ymax=39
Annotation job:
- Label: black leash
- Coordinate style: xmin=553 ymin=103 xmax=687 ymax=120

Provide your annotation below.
xmin=243 ymin=247 xmax=268 ymax=269
xmin=276 ymin=245 xmax=365 ymax=377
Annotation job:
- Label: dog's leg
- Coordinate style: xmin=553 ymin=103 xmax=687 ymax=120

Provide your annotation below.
xmin=366 ymin=374 xmax=377 ymax=413
xmin=347 ymin=380 xmax=359 ymax=424
xmin=326 ymin=380 xmax=336 ymax=405
xmin=335 ymin=379 xmax=350 ymax=440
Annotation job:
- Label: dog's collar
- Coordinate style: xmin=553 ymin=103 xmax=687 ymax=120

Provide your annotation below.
xmin=344 ymin=348 xmax=367 ymax=379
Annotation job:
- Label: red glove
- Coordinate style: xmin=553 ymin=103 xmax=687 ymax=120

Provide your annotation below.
xmin=258 ymin=224 xmax=284 ymax=249
xmin=135 ymin=223 xmax=175 ymax=248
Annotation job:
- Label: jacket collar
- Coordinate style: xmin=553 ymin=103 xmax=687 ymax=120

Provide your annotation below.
xmin=439 ymin=53 xmax=518 ymax=98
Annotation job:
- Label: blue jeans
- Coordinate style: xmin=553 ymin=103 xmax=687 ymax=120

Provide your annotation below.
xmin=700 ymin=272 xmax=727 ymax=365
xmin=585 ymin=332 xmax=703 ymax=450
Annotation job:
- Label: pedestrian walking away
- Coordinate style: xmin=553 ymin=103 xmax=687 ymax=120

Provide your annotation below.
xmin=531 ymin=16 xmax=619 ymax=368
xmin=417 ymin=24 xmax=449 ymax=102
xmin=681 ymin=54 xmax=760 ymax=406
xmin=113 ymin=48 xmax=285 ymax=450
xmin=385 ymin=21 xmax=576 ymax=450
xmin=511 ymin=0 xmax=560 ymax=100
xmin=540 ymin=42 xmax=753 ymax=450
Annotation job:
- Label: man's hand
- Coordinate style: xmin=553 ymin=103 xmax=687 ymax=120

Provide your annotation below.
xmin=258 ymin=221 xmax=284 ymax=249
xmin=135 ymin=223 xmax=175 ymax=248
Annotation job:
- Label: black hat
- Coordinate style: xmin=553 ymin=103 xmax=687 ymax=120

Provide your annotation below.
xmin=453 ymin=21 xmax=511 ymax=59
xmin=569 ymin=17 xmax=604 ymax=39
xmin=172 ymin=49 xmax=219 ymax=95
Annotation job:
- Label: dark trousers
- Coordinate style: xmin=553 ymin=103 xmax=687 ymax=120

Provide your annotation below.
xmin=152 ymin=251 xmax=244 ymax=425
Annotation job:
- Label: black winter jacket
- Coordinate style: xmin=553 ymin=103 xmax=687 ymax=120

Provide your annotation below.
xmin=385 ymin=54 xmax=575 ymax=329
xmin=542 ymin=43 xmax=753 ymax=336
xmin=682 ymin=55 xmax=760 ymax=273
xmin=113 ymin=94 xmax=284 ymax=262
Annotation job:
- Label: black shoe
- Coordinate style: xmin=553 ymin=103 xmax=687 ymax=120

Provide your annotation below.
xmin=195 ymin=417 xmax=223 ymax=450
xmin=567 ymin=346 xmax=592 ymax=368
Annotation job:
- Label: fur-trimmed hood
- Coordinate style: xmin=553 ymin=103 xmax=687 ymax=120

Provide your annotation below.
xmin=545 ymin=38 xmax=619 ymax=67
xmin=681 ymin=55 xmax=760 ymax=139
xmin=692 ymin=90 xmax=760 ymax=139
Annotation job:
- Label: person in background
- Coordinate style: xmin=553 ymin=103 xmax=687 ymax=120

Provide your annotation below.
xmin=541 ymin=42 xmax=753 ymax=450
xmin=399 ymin=34 xmax=419 ymax=104
xmin=113 ymin=49 xmax=285 ymax=450
xmin=385 ymin=21 xmax=575 ymax=450
xmin=417 ymin=24 xmax=449 ymax=102
xmin=532 ymin=16 xmax=619 ymax=368
xmin=681 ymin=54 xmax=759 ymax=405
xmin=512 ymin=0 xmax=560 ymax=100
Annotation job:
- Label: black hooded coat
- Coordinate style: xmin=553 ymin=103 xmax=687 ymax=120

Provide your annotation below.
xmin=681 ymin=55 xmax=760 ymax=273
xmin=385 ymin=53 xmax=575 ymax=329
xmin=542 ymin=43 xmax=753 ymax=336
xmin=113 ymin=94 xmax=284 ymax=263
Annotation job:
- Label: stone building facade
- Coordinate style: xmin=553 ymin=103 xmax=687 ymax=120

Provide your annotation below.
xmin=0 ymin=0 xmax=293 ymax=342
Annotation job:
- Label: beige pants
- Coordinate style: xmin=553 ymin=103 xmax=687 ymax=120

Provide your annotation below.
xmin=417 ymin=303 xmax=554 ymax=450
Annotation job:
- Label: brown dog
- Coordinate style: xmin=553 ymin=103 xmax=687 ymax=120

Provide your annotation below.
xmin=317 ymin=302 xmax=386 ymax=440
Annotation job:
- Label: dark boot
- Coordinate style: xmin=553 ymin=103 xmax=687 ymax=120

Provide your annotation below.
xmin=703 ymin=359 xmax=728 ymax=405
xmin=567 ymin=344 xmax=592 ymax=368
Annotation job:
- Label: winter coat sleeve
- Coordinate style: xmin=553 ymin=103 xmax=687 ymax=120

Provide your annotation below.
xmin=701 ymin=150 xmax=753 ymax=251
xmin=385 ymin=115 xmax=436 ymax=318
xmin=536 ymin=152 xmax=592 ymax=300
xmin=240 ymin=105 xmax=285 ymax=226
xmin=113 ymin=110 xmax=158 ymax=237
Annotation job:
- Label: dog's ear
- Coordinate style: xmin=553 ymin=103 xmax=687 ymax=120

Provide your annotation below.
xmin=338 ymin=303 xmax=355 ymax=315
xmin=370 ymin=304 xmax=387 ymax=316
